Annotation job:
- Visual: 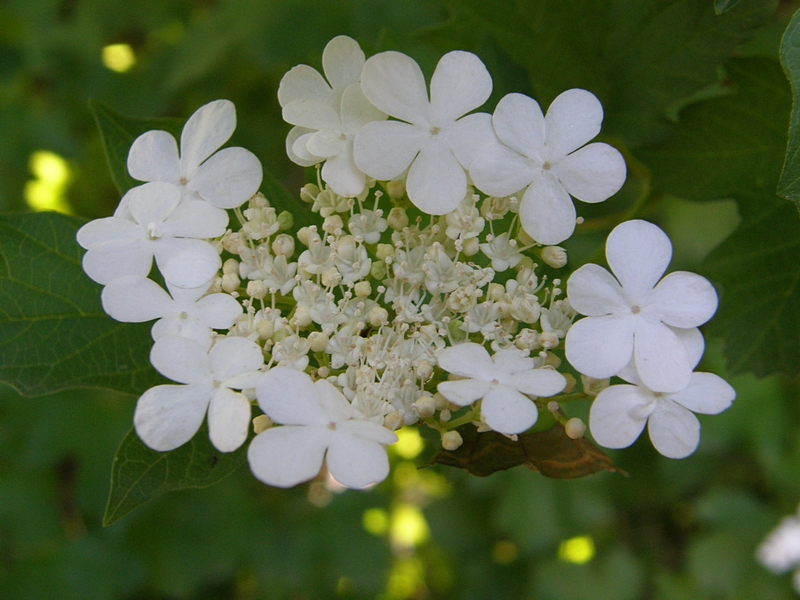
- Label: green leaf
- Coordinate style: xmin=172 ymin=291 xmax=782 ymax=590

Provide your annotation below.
xmin=88 ymin=99 xmax=184 ymax=195
xmin=778 ymin=8 xmax=800 ymax=207
xmin=0 ymin=212 xmax=162 ymax=396
xmin=437 ymin=0 xmax=776 ymax=146
xmin=429 ymin=424 xmax=624 ymax=478
xmin=714 ymin=0 xmax=743 ymax=15
xmin=636 ymin=57 xmax=800 ymax=377
xmin=104 ymin=423 xmax=249 ymax=526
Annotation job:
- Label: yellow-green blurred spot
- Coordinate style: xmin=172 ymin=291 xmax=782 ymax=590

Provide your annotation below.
xmin=393 ymin=427 xmax=424 ymax=459
xmin=336 ymin=576 xmax=354 ymax=596
xmin=362 ymin=508 xmax=389 ymax=536
xmin=558 ymin=535 xmax=595 ymax=564
xmin=102 ymin=43 xmax=136 ymax=72
xmin=24 ymin=151 xmax=72 ymax=214
xmin=491 ymin=539 xmax=519 ymax=565
xmin=390 ymin=504 xmax=429 ymax=548
xmin=385 ymin=557 xmax=425 ymax=600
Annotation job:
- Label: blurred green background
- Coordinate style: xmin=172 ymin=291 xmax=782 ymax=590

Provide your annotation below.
xmin=2 ymin=0 xmax=800 ymax=598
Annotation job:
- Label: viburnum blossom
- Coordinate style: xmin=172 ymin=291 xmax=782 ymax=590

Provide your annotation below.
xmin=101 ymin=275 xmax=242 ymax=350
xmin=249 ymin=367 xmax=397 ymax=488
xmin=77 ymin=181 xmax=225 ymax=287
xmin=565 ymin=220 xmax=718 ymax=393
xmin=758 ymin=506 xmax=800 ymax=593
xmin=134 ymin=336 xmax=264 ymax=453
xmin=437 ymin=342 xmax=567 ymax=435
xmin=469 ymin=90 xmax=627 ymax=245
xmin=354 ymin=50 xmax=495 ymax=214
xmin=589 ymin=328 xmax=735 ymax=458
xmin=127 ymin=99 xmax=263 ymax=209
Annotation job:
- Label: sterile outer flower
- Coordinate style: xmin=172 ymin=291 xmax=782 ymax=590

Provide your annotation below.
xmin=565 ymin=220 xmax=718 ymax=393
xmin=134 ymin=336 xmax=264 ymax=453
xmin=758 ymin=505 xmax=800 ymax=592
xmin=249 ymin=367 xmax=398 ymax=488
xmin=127 ymin=99 xmax=262 ymax=209
xmin=101 ymin=275 xmax=242 ymax=350
xmin=437 ymin=342 xmax=566 ymax=435
xmin=354 ymin=50 xmax=496 ymax=215
xmin=469 ymin=91 xmax=627 ymax=244
xmin=77 ymin=181 xmax=224 ymax=287
xmin=588 ymin=330 xmax=735 ymax=459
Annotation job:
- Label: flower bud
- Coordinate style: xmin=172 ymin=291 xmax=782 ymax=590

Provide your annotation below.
xmin=370 ymin=260 xmax=387 ymax=280
xmin=439 ymin=409 xmax=451 ymax=422
xmin=562 ymin=373 xmax=577 ymax=393
xmin=297 ymin=226 xmax=313 ymax=246
xmin=246 ymin=279 xmax=268 ymax=300
xmin=386 ymin=179 xmax=406 ymax=199
xmin=368 ymin=306 xmax=389 ymax=327
xmin=517 ymin=227 xmax=535 ymax=247
xmin=323 ymin=215 xmax=344 ymax=234
xmin=433 ymin=392 xmax=449 ymax=411
xmin=387 ymin=207 xmax=409 ymax=231
xmin=272 ymin=234 xmax=295 ymax=257
xmin=541 ymin=245 xmax=567 ymax=269
xmin=515 ymin=329 xmax=540 ymax=351
xmin=565 ymin=418 xmax=586 ymax=439
xmin=441 ymin=430 xmax=463 ymax=451
xmin=221 ymin=272 xmax=240 ymax=293
xmin=300 ymin=183 xmax=319 ymax=203
xmin=321 ymin=267 xmax=342 ymax=288
xmin=581 ymin=375 xmax=610 ymax=396
xmin=277 ymin=211 xmax=294 ymax=231
xmin=375 ymin=243 xmax=394 ymax=260
xmin=222 ymin=232 xmax=241 ymax=253
xmin=461 ymin=236 xmax=479 ymax=256
xmin=354 ymin=281 xmax=371 ymax=298
xmin=308 ymin=331 xmax=329 ymax=353
xmin=487 ymin=283 xmax=505 ymax=302
xmin=540 ymin=331 xmax=559 ymax=349
xmin=253 ymin=414 xmax=273 ymax=434
xmin=291 ymin=306 xmax=312 ymax=328
xmin=415 ymin=360 xmax=433 ymax=380
xmin=256 ymin=319 xmax=274 ymax=340
xmin=223 ymin=258 xmax=239 ymax=275
xmin=544 ymin=353 xmax=561 ymax=368
xmin=414 ymin=393 xmax=436 ymax=418
xmin=480 ymin=196 xmax=510 ymax=220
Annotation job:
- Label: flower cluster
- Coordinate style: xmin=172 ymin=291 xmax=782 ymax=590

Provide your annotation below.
xmin=77 ymin=35 xmax=734 ymax=490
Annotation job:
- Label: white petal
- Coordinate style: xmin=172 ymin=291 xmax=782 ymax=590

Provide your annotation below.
xmin=282 ymin=99 xmax=342 ymax=131
xmin=553 ymin=143 xmax=626 ymax=203
xmin=505 ymin=369 xmax=566 ymax=397
xmin=286 ymin=127 xmax=323 ymax=167
xmin=633 ymin=318 xmax=692 ymax=393
xmin=340 ymin=84 xmax=386 ymax=131
xmin=437 ymin=379 xmax=492 ymax=406
xmin=447 ymin=112 xmax=497 ymax=170
xmin=589 ymin=384 xmax=651 ymax=449
xmin=192 ymin=147 xmax=263 ymax=209
xmin=208 ymin=336 xmax=264 ymax=382
xmin=676 ymin=327 xmax=705 ymax=369
xmin=605 ymin=220 xmax=672 ymax=300
xmin=406 ymin=138 xmax=466 ymax=215
xmin=361 ymin=51 xmax=430 ymax=125
xmin=481 ymin=386 xmax=538 ymax=435
xmin=326 ymin=430 xmax=390 ymax=488
xmin=150 ymin=336 xmax=210 ymax=384
xmin=134 ymin=383 xmax=210 ymax=451
xmin=127 ymin=130 xmax=181 ymax=183
xmin=180 ymin=99 xmax=236 ymax=174
xmin=670 ymin=372 xmax=735 ymax=415
xmin=315 ymin=379 xmax=358 ymax=422
xmin=567 ymin=263 xmax=629 ymax=316
xmin=337 ymin=419 xmax=398 ymax=446
xmin=255 ymin=367 xmax=327 ymax=426
xmin=321 ymin=146 xmax=367 ymax=198
xmin=648 ymin=400 xmax=700 ymax=459
xmin=469 ymin=143 xmax=535 ymax=198
xmin=353 ymin=120 xmax=425 ymax=180
xmin=437 ymin=342 xmax=494 ymax=379
xmin=491 ymin=348 xmax=535 ymax=376
xmin=162 ymin=199 xmax=229 ymax=238
xmin=207 ymin=387 xmax=251 ymax=452
xmin=194 ymin=293 xmax=243 ymax=329
xmin=307 ymin=129 xmax=346 ymax=158
xmin=278 ymin=65 xmax=333 ymax=107
xmin=565 ymin=314 xmax=635 ymax=378
xmin=77 ymin=216 xmax=140 ymax=248
xmin=82 ymin=239 xmax=152 ymax=285
xmin=151 ymin=316 xmax=214 ymax=350
xmin=101 ymin=275 xmax=173 ymax=322
xmin=544 ymin=89 xmax=603 ymax=159
xmin=492 ymin=93 xmax=545 ymax=162
xmin=647 ymin=272 xmax=718 ymax=328
xmin=518 ymin=172 xmax=576 ymax=245
xmin=248 ymin=425 xmax=329 ymax=487
xmin=322 ymin=35 xmax=365 ymax=92
xmin=154 ymin=238 xmax=221 ymax=289
xmin=126 ymin=182 xmax=181 ymax=227
xmin=429 ymin=51 xmax=492 ymax=124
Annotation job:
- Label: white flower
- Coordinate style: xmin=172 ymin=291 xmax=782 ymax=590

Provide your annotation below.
xmin=589 ymin=329 xmax=735 ymax=458
xmin=479 ymin=232 xmax=524 ymax=272
xmin=437 ymin=342 xmax=566 ymax=435
xmin=565 ymin=220 xmax=718 ymax=393
xmin=469 ymin=91 xmax=627 ymax=244
xmin=134 ymin=336 xmax=264 ymax=452
xmin=77 ymin=181 xmax=224 ymax=287
xmin=758 ymin=505 xmax=800 ymax=593
xmin=249 ymin=367 xmax=397 ymax=488
xmin=354 ymin=50 xmax=495 ymax=215
xmin=127 ymin=99 xmax=262 ymax=209
xmin=101 ymin=275 xmax=242 ymax=350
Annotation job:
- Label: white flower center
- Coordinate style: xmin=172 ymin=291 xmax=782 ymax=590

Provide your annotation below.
xmin=146 ymin=222 xmax=161 ymax=239
xmin=542 ymin=161 xmax=551 ymax=170
xmin=328 ymin=421 xmax=337 ymax=430
xmin=430 ymin=126 xmax=440 ymax=135
xmin=631 ymin=305 xmax=641 ymax=314
xmin=179 ymin=177 xmax=188 ymax=185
